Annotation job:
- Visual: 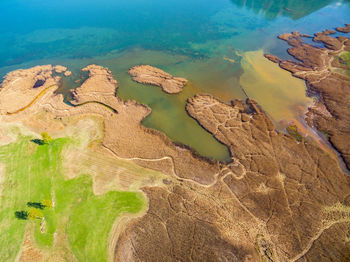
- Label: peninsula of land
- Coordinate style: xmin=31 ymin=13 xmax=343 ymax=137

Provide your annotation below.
xmin=265 ymin=24 xmax=350 ymax=170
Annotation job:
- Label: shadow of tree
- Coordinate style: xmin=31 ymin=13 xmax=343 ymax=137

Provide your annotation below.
xmin=14 ymin=211 xmax=28 ymax=220
xmin=30 ymin=139 xmax=45 ymax=145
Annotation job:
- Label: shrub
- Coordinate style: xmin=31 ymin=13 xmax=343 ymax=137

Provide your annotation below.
xmin=28 ymin=208 xmax=43 ymax=220
xmin=41 ymin=132 xmax=52 ymax=144
xmin=42 ymin=199 xmax=53 ymax=208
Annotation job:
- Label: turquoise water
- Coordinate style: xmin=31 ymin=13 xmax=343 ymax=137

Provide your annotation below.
xmin=1 ymin=0 xmax=349 ymax=160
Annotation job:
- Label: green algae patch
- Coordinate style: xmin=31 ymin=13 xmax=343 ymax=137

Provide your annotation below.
xmin=0 ymin=136 xmax=145 ymax=261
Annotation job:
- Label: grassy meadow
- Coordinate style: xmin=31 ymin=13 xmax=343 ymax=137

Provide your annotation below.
xmin=0 ymin=136 xmax=145 ymax=261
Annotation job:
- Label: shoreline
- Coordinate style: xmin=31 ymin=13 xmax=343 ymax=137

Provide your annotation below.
xmin=264 ymin=24 xmax=350 ymax=170
xmin=1 ymin=25 xmax=350 ymax=261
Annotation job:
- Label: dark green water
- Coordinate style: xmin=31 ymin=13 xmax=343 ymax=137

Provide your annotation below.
xmin=0 ymin=0 xmax=349 ymax=160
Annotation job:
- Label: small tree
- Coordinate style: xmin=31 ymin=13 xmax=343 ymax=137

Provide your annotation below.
xmin=42 ymin=199 xmax=53 ymax=208
xmin=28 ymin=208 xmax=43 ymax=220
xmin=41 ymin=132 xmax=52 ymax=144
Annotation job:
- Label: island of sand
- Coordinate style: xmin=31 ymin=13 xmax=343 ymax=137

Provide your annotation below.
xmin=0 ymin=25 xmax=350 ymax=262
xmin=128 ymin=65 xmax=188 ymax=94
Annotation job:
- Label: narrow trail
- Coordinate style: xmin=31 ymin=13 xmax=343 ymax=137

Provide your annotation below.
xmin=101 ymin=144 xmax=223 ymax=188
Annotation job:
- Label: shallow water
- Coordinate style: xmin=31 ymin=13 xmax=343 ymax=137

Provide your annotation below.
xmin=1 ymin=0 xmax=349 ymax=160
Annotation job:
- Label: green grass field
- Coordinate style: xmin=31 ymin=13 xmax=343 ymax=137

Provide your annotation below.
xmin=339 ymin=51 xmax=350 ymax=77
xmin=0 ymin=136 xmax=145 ymax=261
xmin=339 ymin=51 xmax=350 ymax=67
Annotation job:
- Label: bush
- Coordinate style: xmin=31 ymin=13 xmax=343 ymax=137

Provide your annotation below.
xmin=42 ymin=199 xmax=53 ymax=208
xmin=28 ymin=208 xmax=43 ymax=220
xmin=41 ymin=132 xmax=52 ymax=144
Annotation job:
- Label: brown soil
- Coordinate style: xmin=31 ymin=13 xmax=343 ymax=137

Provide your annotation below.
xmin=19 ymin=231 xmax=44 ymax=262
